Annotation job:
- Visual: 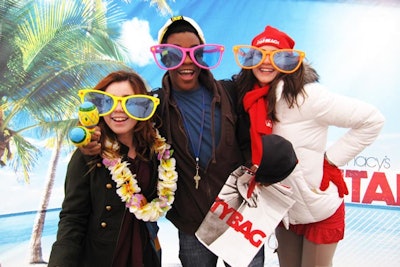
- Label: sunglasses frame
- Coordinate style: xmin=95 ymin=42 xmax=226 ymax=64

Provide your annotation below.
xmin=78 ymin=89 xmax=160 ymax=121
xmin=150 ymin=44 xmax=225 ymax=70
xmin=233 ymin=45 xmax=306 ymax=74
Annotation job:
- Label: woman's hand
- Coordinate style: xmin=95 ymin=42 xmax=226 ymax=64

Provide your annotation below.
xmin=79 ymin=126 xmax=101 ymax=156
xmin=320 ymin=157 xmax=349 ymax=198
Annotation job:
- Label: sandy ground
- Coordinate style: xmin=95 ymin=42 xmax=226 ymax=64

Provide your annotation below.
xmin=0 ymin=219 xmax=181 ymax=267
xmin=1 ymin=219 xmax=271 ymax=267
xmin=2 ymin=204 xmax=400 ymax=267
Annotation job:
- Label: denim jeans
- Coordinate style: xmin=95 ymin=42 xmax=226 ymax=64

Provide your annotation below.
xmin=178 ymin=230 xmax=265 ymax=267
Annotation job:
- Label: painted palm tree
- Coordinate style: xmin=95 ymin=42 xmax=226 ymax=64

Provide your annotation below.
xmin=1 ymin=0 xmax=172 ymax=179
xmin=28 ymin=119 xmax=77 ymax=264
xmin=0 ymin=0 xmax=132 ymax=263
xmin=0 ymin=0 xmax=130 ymax=180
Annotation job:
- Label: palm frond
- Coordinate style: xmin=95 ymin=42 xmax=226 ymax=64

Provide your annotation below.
xmin=0 ymin=0 xmax=135 ymax=180
xmin=5 ymin=60 xmax=132 ymax=125
xmin=148 ymin=0 xmax=173 ymax=16
xmin=10 ymin=133 xmax=41 ymax=183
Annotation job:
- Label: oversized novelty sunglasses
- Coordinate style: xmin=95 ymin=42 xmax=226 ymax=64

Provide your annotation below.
xmin=233 ymin=45 xmax=306 ymax=74
xmin=78 ymin=89 xmax=160 ymax=121
xmin=150 ymin=44 xmax=224 ymax=70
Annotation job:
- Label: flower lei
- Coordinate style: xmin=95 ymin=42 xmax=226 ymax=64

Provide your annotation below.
xmin=102 ymin=130 xmax=178 ymax=222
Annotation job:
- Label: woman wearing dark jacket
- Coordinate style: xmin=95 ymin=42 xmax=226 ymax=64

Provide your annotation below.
xmin=48 ymin=70 xmax=177 ymax=267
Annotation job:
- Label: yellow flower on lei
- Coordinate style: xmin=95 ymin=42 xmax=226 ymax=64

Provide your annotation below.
xmin=102 ymin=130 xmax=178 ymax=222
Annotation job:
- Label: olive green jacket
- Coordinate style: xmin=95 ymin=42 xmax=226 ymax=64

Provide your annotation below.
xmin=48 ymin=147 xmax=161 ymax=267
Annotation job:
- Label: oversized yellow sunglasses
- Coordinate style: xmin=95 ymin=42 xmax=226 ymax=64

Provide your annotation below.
xmin=78 ymin=89 xmax=160 ymax=121
xmin=233 ymin=45 xmax=306 ymax=74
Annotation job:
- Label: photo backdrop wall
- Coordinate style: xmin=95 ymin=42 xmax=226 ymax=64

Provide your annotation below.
xmin=1 ymin=0 xmax=398 ymax=214
xmin=0 ymin=0 xmax=399 ymax=266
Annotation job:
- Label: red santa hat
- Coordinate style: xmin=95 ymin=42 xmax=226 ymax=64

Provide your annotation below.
xmin=251 ymin=25 xmax=295 ymax=49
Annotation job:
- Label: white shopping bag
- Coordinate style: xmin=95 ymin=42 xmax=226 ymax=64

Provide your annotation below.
xmin=195 ymin=166 xmax=295 ymax=267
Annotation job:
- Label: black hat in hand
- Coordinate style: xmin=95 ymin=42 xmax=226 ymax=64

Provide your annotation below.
xmin=255 ymin=134 xmax=298 ymax=184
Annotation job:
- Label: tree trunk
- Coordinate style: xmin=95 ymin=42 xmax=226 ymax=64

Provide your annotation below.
xmin=28 ymin=135 xmax=64 ymax=264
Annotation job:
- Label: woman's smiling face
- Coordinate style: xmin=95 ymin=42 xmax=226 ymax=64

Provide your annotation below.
xmin=103 ymin=80 xmax=138 ymax=141
xmin=251 ymin=45 xmax=280 ymax=86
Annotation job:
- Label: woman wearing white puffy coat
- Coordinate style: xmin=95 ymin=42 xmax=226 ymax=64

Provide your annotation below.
xmin=233 ymin=25 xmax=385 ymax=267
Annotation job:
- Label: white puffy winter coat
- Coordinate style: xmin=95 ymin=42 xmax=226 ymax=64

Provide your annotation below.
xmin=273 ymin=80 xmax=385 ymax=224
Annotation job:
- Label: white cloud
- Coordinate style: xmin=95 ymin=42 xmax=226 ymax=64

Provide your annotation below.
xmin=120 ymin=17 xmax=156 ymax=67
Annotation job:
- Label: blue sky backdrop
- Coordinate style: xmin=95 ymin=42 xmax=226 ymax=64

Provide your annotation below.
xmin=1 ymin=0 xmax=399 ymax=214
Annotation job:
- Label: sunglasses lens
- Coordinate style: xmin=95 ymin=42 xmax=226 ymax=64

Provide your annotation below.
xmin=272 ymin=50 xmax=302 ymax=72
xmin=193 ymin=45 xmax=223 ymax=69
xmin=235 ymin=47 xmax=263 ymax=68
xmin=152 ymin=45 xmax=223 ymax=70
xmin=155 ymin=45 xmax=183 ymax=69
xmin=84 ymin=92 xmax=113 ymax=115
xmin=125 ymin=97 xmax=155 ymax=120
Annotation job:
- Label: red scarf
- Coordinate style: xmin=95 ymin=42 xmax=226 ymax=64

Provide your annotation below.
xmin=243 ymin=84 xmax=272 ymax=166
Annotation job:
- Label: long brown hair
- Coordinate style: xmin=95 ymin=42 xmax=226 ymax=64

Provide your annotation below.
xmin=235 ymin=64 xmax=310 ymax=122
xmin=94 ymin=70 xmax=158 ymax=161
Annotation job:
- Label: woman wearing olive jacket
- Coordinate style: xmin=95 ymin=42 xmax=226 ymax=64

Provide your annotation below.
xmin=48 ymin=147 xmax=160 ymax=267
xmin=48 ymin=70 xmax=170 ymax=267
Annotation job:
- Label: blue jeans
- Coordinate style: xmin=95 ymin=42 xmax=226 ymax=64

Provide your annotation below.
xmin=178 ymin=230 xmax=265 ymax=267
